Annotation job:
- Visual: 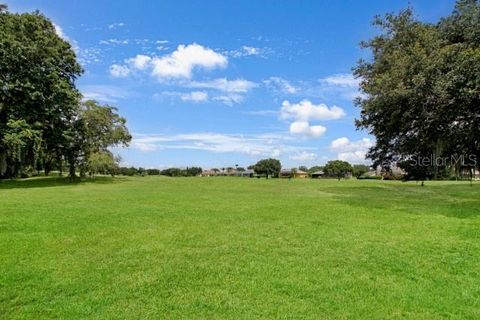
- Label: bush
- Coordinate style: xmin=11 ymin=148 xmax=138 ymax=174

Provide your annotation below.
xmin=146 ymin=169 xmax=160 ymax=175
xmin=357 ymin=175 xmax=382 ymax=180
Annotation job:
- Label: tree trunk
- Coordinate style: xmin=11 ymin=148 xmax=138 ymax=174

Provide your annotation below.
xmin=68 ymin=162 xmax=76 ymax=180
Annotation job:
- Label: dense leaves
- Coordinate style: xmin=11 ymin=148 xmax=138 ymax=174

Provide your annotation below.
xmin=324 ymin=160 xmax=353 ymax=180
xmin=354 ymin=0 xmax=480 ymax=180
xmin=0 ymin=9 xmax=130 ymax=178
xmin=253 ymin=158 xmax=281 ymax=179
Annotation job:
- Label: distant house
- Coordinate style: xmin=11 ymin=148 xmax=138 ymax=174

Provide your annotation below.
xmin=236 ymin=169 xmax=255 ymax=177
xmin=201 ymin=170 xmax=218 ymax=177
xmin=310 ymin=170 xmax=324 ymax=178
xmin=295 ymin=170 xmax=308 ymax=178
xmin=280 ymin=169 xmax=308 ymax=178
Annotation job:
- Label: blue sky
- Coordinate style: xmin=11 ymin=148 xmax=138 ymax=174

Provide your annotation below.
xmin=9 ymin=0 xmax=456 ymax=169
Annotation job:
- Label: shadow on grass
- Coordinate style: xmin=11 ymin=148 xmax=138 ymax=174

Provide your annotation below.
xmin=324 ymin=182 xmax=480 ymax=219
xmin=0 ymin=176 xmax=128 ymax=190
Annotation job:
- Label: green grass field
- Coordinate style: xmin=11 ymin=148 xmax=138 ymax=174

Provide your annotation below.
xmin=1 ymin=177 xmax=479 ymax=319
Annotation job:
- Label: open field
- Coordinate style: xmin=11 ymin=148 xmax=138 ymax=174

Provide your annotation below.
xmin=1 ymin=177 xmax=480 ymax=319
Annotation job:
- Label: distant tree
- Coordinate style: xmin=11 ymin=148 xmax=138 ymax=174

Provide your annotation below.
xmin=146 ymin=168 xmax=160 ymax=175
xmin=185 ymin=167 xmax=202 ymax=176
xmin=352 ymin=164 xmax=370 ymax=178
xmin=161 ymin=168 xmax=184 ymax=177
xmin=0 ymin=3 xmax=7 ymax=12
xmin=138 ymin=167 xmax=146 ymax=176
xmin=78 ymin=100 xmax=131 ymax=177
xmin=247 ymin=165 xmax=255 ymax=170
xmin=87 ymin=151 xmax=119 ymax=178
xmin=308 ymin=166 xmax=324 ymax=174
xmin=253 ymin=158 xmax=281 ymax=179
xmin=324 ymin=160 xmax=353 ymax=180
xmin=298 ymin=166 xmax=308 ymax=172
xmin=236 ymin=167 xmax=245 ymax=172
xmin=119 ymin=167 xmax=138 ymax=176
xmin=290 ymin=168 xmax=297 ymax=178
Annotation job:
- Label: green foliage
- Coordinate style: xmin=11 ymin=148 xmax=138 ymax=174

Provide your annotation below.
xmin=352 ymin=164 xmax=370 ymax=178
xmin=79 ymin=100 xmax=131 ymax=177
xmin=159 ymin=167 xmax=203 ymax=177
xmin=354 ymin=1 xmax=480 ymax=180
xmin=308 ymin=165 xmax=324 ymax=173
xmin=87 ymin=151 xmax=120 ymax=177
xmin=185 ymin=166 xmax=203 ymax=176
xmin=253 ymin=158 xmax=281 ymax=178
xmin=146 ymin=168 xmax=160 ymax=175
xmin=0 ymin=10 xmax=83 ymax=178
xmin=0 ymin=11 xmax=131 ymax=179
xmin=119 ymin=167 xmax=139 ymax=176
xmin=324 ymin=160 xmax=353 ymax=180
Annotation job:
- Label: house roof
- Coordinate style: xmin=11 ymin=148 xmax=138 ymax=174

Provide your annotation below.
xmin=311 ymin=170 xmax=324 ymax=175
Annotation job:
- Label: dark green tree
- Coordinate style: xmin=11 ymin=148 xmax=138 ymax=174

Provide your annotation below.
xmin=71 ymin=100 xmax=131 ymax=178
xmin=253 ymin=158 xmax=281 ymax=179
xmin=0 ymin=9 xmax=82 ymax=178
xmin=354 ymin=1 xmax=480 ymax=181
xmin=324 ymin=160 xmax=353 ymax=180
xmin=352 ymin=164 xmax=370 ymax=178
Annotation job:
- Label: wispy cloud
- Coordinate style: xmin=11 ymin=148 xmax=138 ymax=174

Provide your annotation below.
xmin=224 ymin=45 xmax=271 ymax=58
xmin=263 ymin=77 xmax=298 ymax=94
xmin=181 ymin=91 xmax=209 ymax=103
xmin=243 ymin=110 xmax=278 ymax=117
xmin=130 ymin=132 xmax=312 ymax=160
xmin=264 ymin=73 xmax=362 ymax=101
xmin=81 ymin=85 xmax=130 ymax=103
xmin=108 ymin=22 xmax=125 ymax=29
xmin=99 ymin=38 xmax=129 ymax=45
xmin=188 ymin=78 xmax=257 ymax=93
xmin=290 ymin=151 xmax=317 ymax=161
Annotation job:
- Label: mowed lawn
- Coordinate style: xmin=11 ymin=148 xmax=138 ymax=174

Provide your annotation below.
xmin=1 ymin=177 xmax=480 ymax=319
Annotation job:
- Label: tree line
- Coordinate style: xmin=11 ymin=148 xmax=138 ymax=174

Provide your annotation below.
xmin=111 ymin=160 xmax=371 ymax=180
xmin=0 ymin=6 xmax=131 ymax=179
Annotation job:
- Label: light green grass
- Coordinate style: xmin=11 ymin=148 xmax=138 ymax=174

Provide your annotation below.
xmin=1 ymin=176 xmax=479 ymax=319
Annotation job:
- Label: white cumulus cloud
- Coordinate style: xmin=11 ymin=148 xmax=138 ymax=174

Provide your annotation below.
xmin=281 ymin=99 xmax=345 ymax=121
xmin=127 ymin=54 xmax=152 ymax=70
xmin=329 ymin=137 xmax=374 ymax=164
xmin=108 ymin=43 xmax=227 ymax=80
xmin=289 ymin=121 xmax=326 ymax=138
xmin=151 ymin=43 xmax=227 ymax=79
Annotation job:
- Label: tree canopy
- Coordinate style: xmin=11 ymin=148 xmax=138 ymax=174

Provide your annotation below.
xmin=0 ymin=9 xmax=130 ymax=179
xmin=354 ymin=0 xmax=480 ymax=181
xmin=324 ymin=160 xmax=353 ymax=180
xmin=253 ymin=158 xmax=281 ymax=179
